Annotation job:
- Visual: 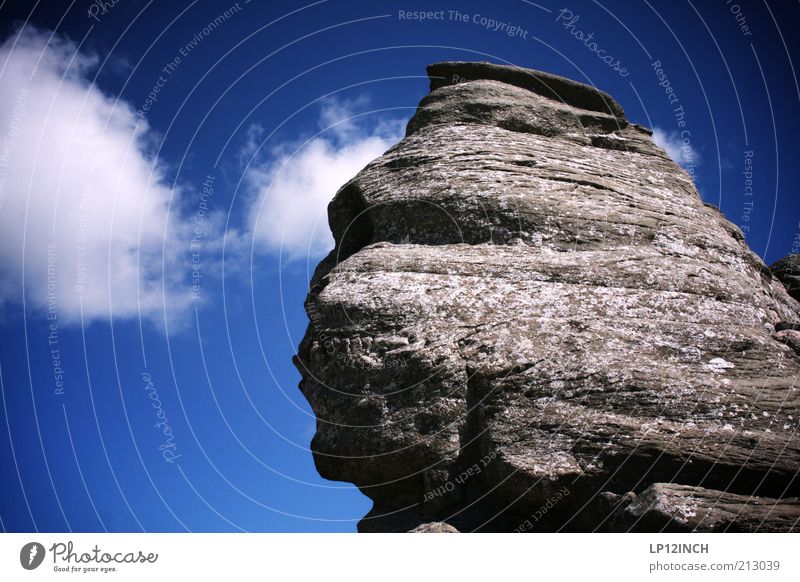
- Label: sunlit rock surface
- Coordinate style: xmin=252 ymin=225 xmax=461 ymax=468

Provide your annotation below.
xmin=295 ymin=61 xmax=800 ymax=532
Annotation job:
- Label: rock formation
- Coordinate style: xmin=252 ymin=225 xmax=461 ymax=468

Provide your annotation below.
xmin=295 ymin=61 xmax=800 ymax=532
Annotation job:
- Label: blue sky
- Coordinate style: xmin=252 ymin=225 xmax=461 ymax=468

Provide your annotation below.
xmin=0 ymin=0 xmax=798 ymax=532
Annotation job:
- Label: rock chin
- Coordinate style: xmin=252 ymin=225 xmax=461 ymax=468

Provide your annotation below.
xmin=294 ymin=60 xmax=800 ymax=533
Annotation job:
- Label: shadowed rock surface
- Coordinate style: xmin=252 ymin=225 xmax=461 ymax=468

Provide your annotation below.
xmin=604 ymin=483 xmax=800 ymax=532
xmin=295 ymin=61 xmax=800 ymax=532
xmin=772 ymin=254 xmax=800 ymax=302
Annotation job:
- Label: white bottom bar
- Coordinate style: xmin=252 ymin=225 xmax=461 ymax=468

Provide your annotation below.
xmin=1 ymin=533 xmax=797 ymax=581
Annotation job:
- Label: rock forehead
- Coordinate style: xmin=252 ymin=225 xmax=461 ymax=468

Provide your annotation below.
xmin=295 ymin=62 xmax=800 ymax=532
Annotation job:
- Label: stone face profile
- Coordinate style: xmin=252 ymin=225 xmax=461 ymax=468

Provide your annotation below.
xmin=294 ymin=61 xmax=800 ymax=532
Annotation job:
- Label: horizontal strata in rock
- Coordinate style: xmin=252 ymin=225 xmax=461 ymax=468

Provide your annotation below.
xmin=605 ymin=483 xmax=800 ymax=532
xmin=427 ymin=61 xmax=626 ymax=118
xmin=296 ymin=61 xmax=800 ymax=532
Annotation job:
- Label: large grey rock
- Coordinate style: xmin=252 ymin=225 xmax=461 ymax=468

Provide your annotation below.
xmin=295 ymin=61 xmax=800 ymax=532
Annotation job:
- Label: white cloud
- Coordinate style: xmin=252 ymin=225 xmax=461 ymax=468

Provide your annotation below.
xmin=0 ymin=26 xmax=404 ymax=327
xmin=0 ymin=27 xmax=197 ymax=324
xmin=652 ymin=127 xmax=700 ymax=175
xmin=243 ymin=98 xmax=404 ymax=261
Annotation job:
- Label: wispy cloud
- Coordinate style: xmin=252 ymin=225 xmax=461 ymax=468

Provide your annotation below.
xmin=241 ymin=97 xmax=404 ymax=261
xmin=652 ymin=127 xmax=700 ymax=173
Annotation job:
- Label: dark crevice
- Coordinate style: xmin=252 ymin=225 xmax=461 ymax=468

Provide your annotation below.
xmin=543 ymin=173 xmax=622 ymax=194
xmin=585 ymin=447 xmax=800 ymax=501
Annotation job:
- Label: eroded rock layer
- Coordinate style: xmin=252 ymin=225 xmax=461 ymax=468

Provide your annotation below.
xmin=295 ymin=61 xmax=800 ymax=532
